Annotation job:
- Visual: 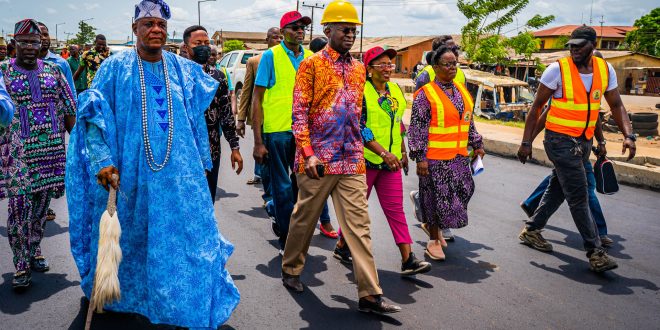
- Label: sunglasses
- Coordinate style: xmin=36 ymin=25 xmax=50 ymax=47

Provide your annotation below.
xmin=287 ymin=25 xmax=309 ymax=32
xmin=370 ymin=63 xmax=396 ymax=70
xmin=435 ymin=61 xmax=458 ymax=68
xmin=337 ymin=27 xmax=360 ymax=35
xmin=16 ymin=41 xmax=41 ymax=49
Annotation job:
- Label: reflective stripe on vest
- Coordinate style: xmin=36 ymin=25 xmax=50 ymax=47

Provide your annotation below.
xmin=421 ymin=82 xmax=474 ymax=160
xmin=363 ymin=81 xmax=407 ymax=165
xmin=418 ymin=65 xmax=465 ymax=88
xmin=545 ymin=56 xmax=608 ymax=139
xmin=262 ymin=45 xmax=313 ymax=133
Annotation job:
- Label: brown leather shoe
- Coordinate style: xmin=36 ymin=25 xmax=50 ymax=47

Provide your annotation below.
xmin=282 ymin=273 xmax=303 ymax=292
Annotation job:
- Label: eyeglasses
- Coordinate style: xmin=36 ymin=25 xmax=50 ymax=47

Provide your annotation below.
xmin=337 ymin=27 xmax=359 ymax=35
xmin=435 ymin=61 xmax=458 ymax=68
xmin=287 ymin=25 xmax=309 ymax=32
xmin=370 ymin=63 xmax=396 ymax=70
xmin=16 ymin=41 xmax=41 ymax=49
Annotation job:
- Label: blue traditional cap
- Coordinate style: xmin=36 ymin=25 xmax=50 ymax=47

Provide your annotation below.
xmin=14 ymin=19 xmax=41 ymax=36
xmin=135 ymin=0 xmax=171 ymax=21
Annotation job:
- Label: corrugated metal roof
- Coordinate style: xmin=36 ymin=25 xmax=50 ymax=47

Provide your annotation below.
xmin=533 ymin=25 xmax=634 ymax=38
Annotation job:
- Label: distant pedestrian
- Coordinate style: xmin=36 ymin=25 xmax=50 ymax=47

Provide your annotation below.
xmin=73 ymin=34 xmax=111 ymax=88
xmin=336 ymin=46 xmax=431 ymax=276
xmin=517 ymin=26 xmax=635 ymax=273
xmin=0 ymin=37 xmax=7 ymax=61
xmin=281 ymin=0 xmax=401 ymax=315
xmin=66 ymin=45 xmax=88 ymax=94
xmin=408 ymin=45 xmax=485 ymax=261
xmin=1 ymin=19 xmax=77 ymax=290
xmin=36 ymin=22 xmax=76 ymax=96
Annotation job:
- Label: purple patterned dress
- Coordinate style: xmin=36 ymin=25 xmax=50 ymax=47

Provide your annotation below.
xmin=408 ymin=80 xmax=483 ymax=229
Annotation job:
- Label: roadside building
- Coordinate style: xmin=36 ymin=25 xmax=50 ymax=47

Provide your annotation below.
xmin=533 ymin=25 xmax=634 ymax=50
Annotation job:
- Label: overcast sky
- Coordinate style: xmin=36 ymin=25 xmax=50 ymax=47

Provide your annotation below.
xmin=1 ymin=0 xmax=657 ymax=42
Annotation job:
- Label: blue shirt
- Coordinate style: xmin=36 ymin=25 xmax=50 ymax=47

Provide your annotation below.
xmin=0 ymin=71 xmax=15 ymax=127
xmin=255 ymin=41 xmax=306 ymax=88
xmin=43 ymin=51 xmax=76 ymax=99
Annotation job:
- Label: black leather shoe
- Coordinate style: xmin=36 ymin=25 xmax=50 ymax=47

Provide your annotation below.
xmin=358 ymin=296 xmax=401 ymax=315
xmin=31 ymin=256 xmax=50 ymax=272
xmin=333 ymin=244 xmax=352 ymax=264
xmin=282 ymin=273 xmax=304 ymax=293
xmin=12 ymin=271 xmax=32 ymax=290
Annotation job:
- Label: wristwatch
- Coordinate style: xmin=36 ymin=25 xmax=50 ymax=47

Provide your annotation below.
xmin=598 ymin=140 xmax=606 ymax=145
xmin=521 ymin=141 xmax=532 ymax=147
xmin=625 ymin=134 xmax=637 ymax=142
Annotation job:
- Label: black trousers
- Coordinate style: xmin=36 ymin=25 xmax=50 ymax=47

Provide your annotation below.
xmin=207 ymin=154 xmax=221 ymax=203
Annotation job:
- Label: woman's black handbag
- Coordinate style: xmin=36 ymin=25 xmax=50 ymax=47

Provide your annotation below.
xmin=593 ymin=155 xmax=619 ymax=195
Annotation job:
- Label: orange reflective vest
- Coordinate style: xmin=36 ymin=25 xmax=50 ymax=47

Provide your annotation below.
xmin=545 ymin=56 xmax=609 ymax=139
xmin=416 ymin=82 xmax=474 ymax=160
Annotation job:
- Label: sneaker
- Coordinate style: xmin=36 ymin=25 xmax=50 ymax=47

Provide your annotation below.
xmin=600 ymin=235 xmax=614 ymax=247
xmin=401 ymin=252 xmax=431 ymax=276
xmin=589 ymin=249 xmax=618 ymax=273
xmin=442 ymin=229 xmax=455 ymax=242
xmin=519 ymin=227 xmax=553 ymax=252
xmin=12 ymin=270 xmax=31 ymax=290
xmin=46 ymin=208 xmax=56 ymax=221
xmin=333 ymin=244 xmax=352 ymax=264
xmin=358 ymin=296 xmax=401 ymax=315
xmin=278 ymin=249 xmax=284 ymax=256
xmin=409 ymin=190 xmax=423 ymax=222
xmin=520 ymin=202 xmax=534 ymax=218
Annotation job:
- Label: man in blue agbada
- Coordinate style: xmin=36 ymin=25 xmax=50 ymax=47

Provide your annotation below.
xmin=66 ymin=1 xmax=240 ymax=328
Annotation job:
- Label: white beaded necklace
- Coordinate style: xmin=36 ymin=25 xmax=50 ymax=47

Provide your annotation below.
xmin=136 ymin=49 xmax=174 ymax=172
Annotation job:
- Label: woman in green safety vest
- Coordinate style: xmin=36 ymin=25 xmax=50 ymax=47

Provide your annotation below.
xmin=336 ymin=47 xmax=431 ymax=276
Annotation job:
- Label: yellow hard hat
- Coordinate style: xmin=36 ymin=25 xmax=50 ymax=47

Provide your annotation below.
xmin=321 ymin=0 xmax=363 ymax=25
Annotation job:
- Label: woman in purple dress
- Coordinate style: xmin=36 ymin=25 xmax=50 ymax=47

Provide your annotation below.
xmin=408 ymin=46 xmax=485 ymax=261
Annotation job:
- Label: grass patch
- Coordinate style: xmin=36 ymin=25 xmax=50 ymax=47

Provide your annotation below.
xmin=474 ymin=116 xmax=526 ymax=129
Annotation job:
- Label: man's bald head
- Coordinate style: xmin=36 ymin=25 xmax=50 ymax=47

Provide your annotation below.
xmin=266 ymin=27 xmax=282 ymax=48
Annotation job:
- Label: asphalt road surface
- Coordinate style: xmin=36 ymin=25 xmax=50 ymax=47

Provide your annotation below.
xmin=1 ymin=135 xmax=659 ymax=330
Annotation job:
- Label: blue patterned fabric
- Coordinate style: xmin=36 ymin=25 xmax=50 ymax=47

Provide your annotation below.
xmin=0 ymin=71 xmax=15 ymax=127
xmin=66 ymin=50 xmax=239 ymax=329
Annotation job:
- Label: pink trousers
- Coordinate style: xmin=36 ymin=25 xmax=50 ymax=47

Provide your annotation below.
xmin=339 ymin=168 xmax=413 ymax=245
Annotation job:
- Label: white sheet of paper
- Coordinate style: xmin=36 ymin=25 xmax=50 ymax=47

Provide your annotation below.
xmin=471 ymin=155 xmax=484 ymax=176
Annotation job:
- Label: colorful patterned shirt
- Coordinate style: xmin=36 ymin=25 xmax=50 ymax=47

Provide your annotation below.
xmin=0 ymin=59 xmax=77 ymax=198
xmin=204 ymin=64 xmax=239 ymax=160
xmin=81 ymin=49 xmax=112 ymax=88
xmin=292 ymin=45 xmax=366 ymax=175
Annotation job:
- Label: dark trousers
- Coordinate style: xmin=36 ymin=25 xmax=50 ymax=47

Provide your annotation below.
xmin=523 ymin=161 xmax=608 ymax=236
xmin=207 ymin=155 xmax=221 ymax=203
xmin=527 ymin=130 xmax=601 ymax=253
xmin=264 ymin=131 xmax=296 ymax=249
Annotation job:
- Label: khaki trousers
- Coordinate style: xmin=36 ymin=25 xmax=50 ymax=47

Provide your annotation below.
xmin=282 ymin=174 xmax=383 ymax=298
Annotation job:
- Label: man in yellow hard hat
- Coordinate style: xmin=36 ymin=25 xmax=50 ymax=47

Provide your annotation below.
xmin=282 ymin=0 xmax=402 ymax=315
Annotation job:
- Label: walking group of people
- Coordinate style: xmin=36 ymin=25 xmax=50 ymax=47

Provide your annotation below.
xmin=0 ymin=0 xmax=637 ymax=328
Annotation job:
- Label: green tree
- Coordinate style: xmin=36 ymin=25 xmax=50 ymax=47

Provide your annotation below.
xmin=68 ymin=21 xmax=96 ymax=46
xmin=223 ymin=40 xmax=245 ymax=53
xmin=457 ymin=0 xmax=554 ymax=65
xmin=505 ymin=31 xmax=540 ymax=79
xmin=624 ymin=7 xmax=660 ymax=56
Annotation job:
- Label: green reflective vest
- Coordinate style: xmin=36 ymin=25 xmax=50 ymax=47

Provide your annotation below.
xmin=363 ymin=81 xmax=407 ymax=165
xmin=420 ymin=65 xmax=465 ymax=86
xmin=262 ymin=45 xmax=313 ymax=133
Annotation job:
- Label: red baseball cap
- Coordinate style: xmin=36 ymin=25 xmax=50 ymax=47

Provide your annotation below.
xmin=363 ymin=46 xmax=397 ymax=67
xmin=280 ymin=11 xmax=312 ymax=29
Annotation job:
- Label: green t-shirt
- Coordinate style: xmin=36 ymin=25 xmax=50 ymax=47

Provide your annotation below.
xmin=67 ymin=56 xmax=88 ymax=91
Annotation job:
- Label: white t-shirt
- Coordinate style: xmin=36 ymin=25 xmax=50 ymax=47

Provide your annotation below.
xmin=540 ymin=61 xmax=618 ymax=99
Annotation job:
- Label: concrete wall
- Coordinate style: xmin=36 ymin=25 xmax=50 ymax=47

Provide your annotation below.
xmin=396 ymin=40 xmax=433 ymax=75
xmin=607 ymin=54 xmax=660 ymax=94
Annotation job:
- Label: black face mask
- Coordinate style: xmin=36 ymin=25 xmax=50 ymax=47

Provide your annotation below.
xmin=191 ymin=45 xmax=211 ymax=64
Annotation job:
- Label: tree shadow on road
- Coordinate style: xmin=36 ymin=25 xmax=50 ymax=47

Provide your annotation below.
xmin=546 ymin=225 xmax=632 ymax=260
xmin=529 ymin=251 xmax=659 ymax=295
xmin=284 ymin=287 xmax=402 ymax=329
xmin=414 ymin=237 xmax=496 ymax=284
xmin=0 ymin=272 xmax=80 ymax=315
xmin=255 ymin=253 xmax=328 ymax=288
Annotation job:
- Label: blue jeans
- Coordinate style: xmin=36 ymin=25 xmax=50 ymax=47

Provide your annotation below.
xmin=319 ymin=203 xmax=330 ymax=225
xmin=263 ymin=132 xmax=296 ymax=249
xmin=260 ymin=161 xmax=272 ymax=202
xmin=523 ymin=161 xmax=608 ymax=236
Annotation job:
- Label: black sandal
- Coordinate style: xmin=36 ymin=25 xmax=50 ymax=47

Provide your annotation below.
xmin=46 ymin=208 xmax=56 ymax=221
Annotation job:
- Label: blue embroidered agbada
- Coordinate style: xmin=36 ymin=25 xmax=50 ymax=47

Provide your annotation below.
xmin=66 ymin=49 xmax=240 ymax=329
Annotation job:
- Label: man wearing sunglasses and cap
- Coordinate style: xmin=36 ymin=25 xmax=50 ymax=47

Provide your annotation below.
xmin=252 ymin=10 xmax=313 ymax=254
xmin=517 ymin=25 xmax=635 ymax=273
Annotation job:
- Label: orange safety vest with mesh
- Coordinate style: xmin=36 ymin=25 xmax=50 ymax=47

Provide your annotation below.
xmin=545 ymin=56 xmax=609 ymax=140
xmin=415 ymin=82 xmax=474 ymax=160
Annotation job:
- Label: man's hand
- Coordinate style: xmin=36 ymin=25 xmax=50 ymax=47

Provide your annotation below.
xmin=97 ymin=166 xmax=119 ymax=191
xmin=230 ymin=149 xmax=243 ymax=175
xmin=381 ymin=151 xmax=401 ymax=171
xmin=253 ymin=143 xmax=268 ymax=165
xmin=401 ymin=153 xmax=409 ymax=174
xmin=474 ymin=148 xmax=486 ymax=160
xmin=236 ymin=121 xmax=246 ymax=138
xmin=622 ymin=138 xmax=636 ymax=161
xmin=595 ymin=144 xmax=607 ymax=158
xmin=416 ymin=161 xmax=429 ymax=177
xmin=517 ymin=145 xmax=532 ymax=164
xmin=304 ymin=155 xmax=323 ymax=180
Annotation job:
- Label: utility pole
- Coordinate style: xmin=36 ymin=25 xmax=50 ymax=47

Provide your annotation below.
xmin=55 ymin=22 xmax=65 ymax=47
xmin=198 ymin=0 xmax=217 ymax=26
xmin=297 ymin=0 xmax=300 ymax=11
xmin=589 ymin=0 xmax=594 ymax=24
xmin=302 ymin=2 xmax=324 ymax=42
xmin=359 ymin=0 xmax=365 ymax=58
xmin=599 ymin=15 xmax=604 ymax=49
xmin=64 ymin=32 xmax=74 ymax=44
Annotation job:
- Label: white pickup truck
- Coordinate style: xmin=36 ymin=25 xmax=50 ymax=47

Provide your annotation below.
xmin=218 ymin=49 xmax=262 ymax=106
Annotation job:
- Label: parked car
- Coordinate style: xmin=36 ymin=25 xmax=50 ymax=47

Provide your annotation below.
xmin=218 ymin=49 xmax=262 ymax=106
